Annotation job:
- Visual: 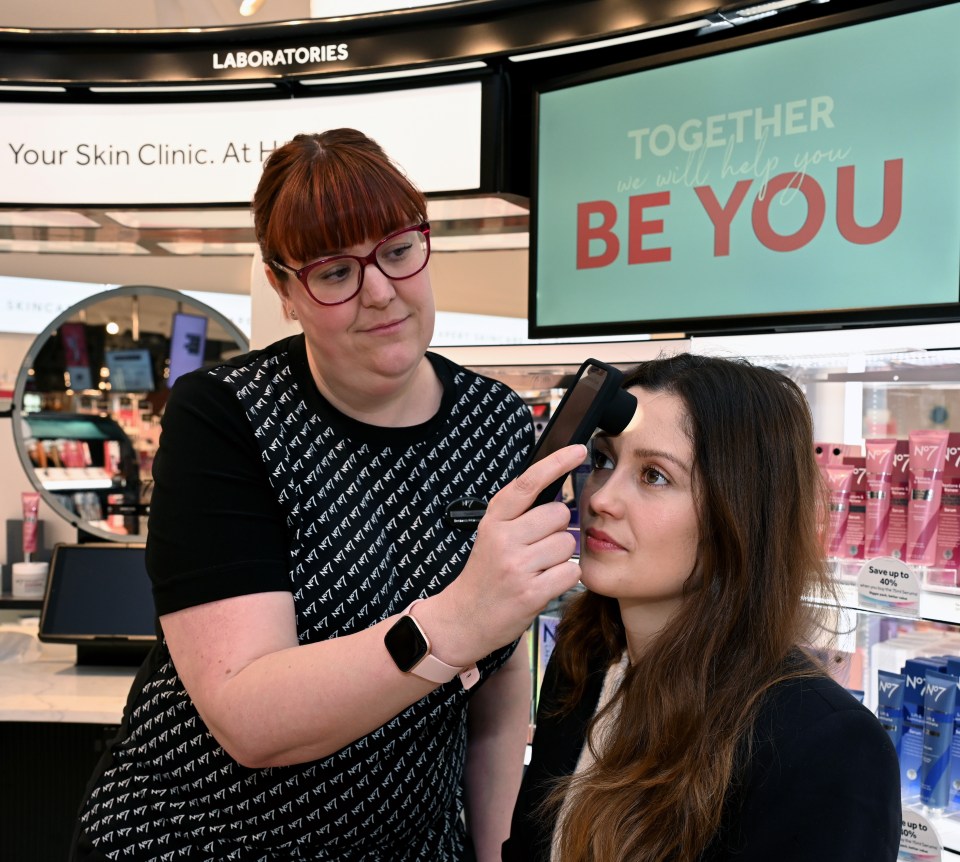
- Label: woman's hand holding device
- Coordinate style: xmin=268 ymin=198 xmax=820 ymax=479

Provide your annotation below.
xmin=427 ymin=361 xmax=637 ymax=665
xmin=426 ymin=443 xmax=587 ymax=665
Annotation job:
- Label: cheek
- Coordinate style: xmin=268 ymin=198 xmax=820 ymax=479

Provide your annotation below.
xmin=646 ymin=505 xmax=698 ymax=559
xmin=410 ymin=273 xmax=435 ymax=311
xmin=675 ymin=511 xmax=700 ymax=571
xmin=302 ymin=302 xmax=355 ymax=333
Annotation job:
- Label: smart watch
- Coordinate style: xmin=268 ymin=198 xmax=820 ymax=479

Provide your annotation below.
xmin=385 ymin=599 xmax=479 ymax=689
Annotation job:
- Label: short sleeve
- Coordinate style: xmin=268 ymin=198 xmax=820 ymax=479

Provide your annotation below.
xmin=146 ymin=370 xmax=291 ymax=616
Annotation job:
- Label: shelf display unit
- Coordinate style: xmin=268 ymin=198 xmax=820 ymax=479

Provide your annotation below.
xmin=435 ymin=326 xmax=960 ymax=860
xmin=20 ymin=410 xmax=146 ymax=538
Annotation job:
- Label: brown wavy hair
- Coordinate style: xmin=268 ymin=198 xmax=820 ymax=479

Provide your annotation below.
xmin=548 ymin=352 xmax=834 ymax=862
xmin=252 ymin=128 xmax=427 ymax=274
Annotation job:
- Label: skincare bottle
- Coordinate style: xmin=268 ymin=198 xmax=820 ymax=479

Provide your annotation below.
xmin=876 ymin=670 xmax=906 ymax=755
xmin=921 ymin=669 xmax=959 ymax=810
xmin=902 ymin=657 xmax=948 ymax=798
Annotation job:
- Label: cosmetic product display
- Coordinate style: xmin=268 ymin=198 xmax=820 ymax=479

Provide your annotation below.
xmin=843 ymin=456 xmax=867 ymax=560
xmin=865 ymin=439 xmax=898 ymax=559
xmin=901 ymin=657 xmax=947 ymax=797
xmin=816 ymin=430 xmax=960 ymax=594
xmin=907 ymin=430 xmax=950 ymax=567
xmin=889 ymin=441 xmax=912 ymax=561
xmin=825 ymin=464 xmax=856 ymax=559
xmin=921 ymin=669 xmax=959 ymax=810
xmin=21 ymin=491 xmax=40 ymax=563
xmin=935 ymin=433 xmax=960 ymax=578
xmin=877 ymin=670 xmax=906 ymax=755
xmin=12 ymin=491 xmax=49 ymax=598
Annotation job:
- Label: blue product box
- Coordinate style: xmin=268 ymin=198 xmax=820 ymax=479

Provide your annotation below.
xmin=877 ymin=670 xmax=905 ymax=756
xmin=921 ymin=669 xmax=959 ymax=810
xmin=901 ymin=657 xmax=948 ymax=797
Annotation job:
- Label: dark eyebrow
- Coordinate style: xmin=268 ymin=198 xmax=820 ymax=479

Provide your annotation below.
xmin=594 ymin=433 xmax=691 ymax=474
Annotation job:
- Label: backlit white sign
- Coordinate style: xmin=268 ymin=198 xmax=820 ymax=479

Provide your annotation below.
xmin=0 ymin=82 xmax=483 ymax=205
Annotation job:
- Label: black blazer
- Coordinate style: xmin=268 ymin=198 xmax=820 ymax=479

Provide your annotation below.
xmin=503 ymin=654 xmax=901 ymax=861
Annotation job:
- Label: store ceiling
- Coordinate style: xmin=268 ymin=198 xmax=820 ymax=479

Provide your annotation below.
xmin=0 ymin=0 xmax=532 ymax=266
xmin=0 ymin=198 xmax=531 ymax=260
xmin=0 ymin=1 xmax=431 ymax=30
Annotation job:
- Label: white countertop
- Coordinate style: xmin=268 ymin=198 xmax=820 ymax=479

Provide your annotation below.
xmin=0 ymin=617 xmax=135 ymax=724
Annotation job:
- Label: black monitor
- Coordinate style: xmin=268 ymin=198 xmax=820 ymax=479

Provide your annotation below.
xmin=38 ymin=542 xmax=157 ymax=666
xmin=529 ymin=0 xmax=960 ymax=338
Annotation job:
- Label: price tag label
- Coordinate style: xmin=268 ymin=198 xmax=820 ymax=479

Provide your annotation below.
xmin=900 ymin=808 xmax=941 ymax=860
xmin=857 ymin=557 xmax=920 ymax=616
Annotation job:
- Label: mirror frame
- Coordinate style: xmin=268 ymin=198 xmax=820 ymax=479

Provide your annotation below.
xmin=11 ymin=284 xmax=250 ymax=543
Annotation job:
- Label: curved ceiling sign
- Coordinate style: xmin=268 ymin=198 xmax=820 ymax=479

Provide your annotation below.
xmin=0 ymin=81 xmax=483 ymax=206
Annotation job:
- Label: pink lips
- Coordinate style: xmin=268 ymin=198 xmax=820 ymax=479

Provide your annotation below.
xmin=362 ymin=316 xmax=407 ymax=335
xmin=584 ymin=527 xmax=626 ymax=552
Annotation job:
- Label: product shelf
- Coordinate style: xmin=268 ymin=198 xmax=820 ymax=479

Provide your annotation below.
xmin=813 ymin=559 xmax=960 ymax=627
xmin=34 ymin=466 xmax=114 ymax=491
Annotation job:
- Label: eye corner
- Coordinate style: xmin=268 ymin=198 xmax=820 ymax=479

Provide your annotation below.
xmin=591 ymin=447 xmax=614 ymax=470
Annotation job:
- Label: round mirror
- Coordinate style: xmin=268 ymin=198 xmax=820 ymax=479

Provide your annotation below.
xmin=11 ymin=285 xmax=249 ymax=543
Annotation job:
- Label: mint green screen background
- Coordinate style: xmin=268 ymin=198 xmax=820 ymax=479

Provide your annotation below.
xmin=535 ymin=3 xmax=960 ymax=332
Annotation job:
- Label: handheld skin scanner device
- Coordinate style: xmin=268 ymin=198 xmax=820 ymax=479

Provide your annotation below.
xmin=527 ymin=358 xmax=637 ymax=509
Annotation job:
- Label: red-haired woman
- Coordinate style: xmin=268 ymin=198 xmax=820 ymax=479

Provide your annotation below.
xmin=73 ymin=129 xmax=584 ymax=862
xmin=504 ymin=352 xmax=900 ymax=862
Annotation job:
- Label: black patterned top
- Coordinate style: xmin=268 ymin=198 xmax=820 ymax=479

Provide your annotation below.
xmin=78 ymin=334 xmax=533 ymax=861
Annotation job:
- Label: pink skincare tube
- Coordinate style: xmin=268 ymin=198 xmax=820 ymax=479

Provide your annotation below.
xmin=907 ymin=429 xmax=950 ymax=566
xmin=865 ymin=439 xmax=898 ymax=559
xmin=933 ymin=433 xmax=960 ymax=580
xmin=825 ymin=465 xmax=856 ymax=558
xmin=843 ymin=457 xmax=866 ymax=560
xmin=21 ymin=491 xmax=41 ymax=563
xmin=888 ymin=440 xmax=911 ymax=559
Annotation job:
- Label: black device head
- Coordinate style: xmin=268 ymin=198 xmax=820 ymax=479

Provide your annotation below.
xmin=525 ymin=358 xmax=639 ymax=509
xmin=598 ymin=387 xmax=637 ymax=436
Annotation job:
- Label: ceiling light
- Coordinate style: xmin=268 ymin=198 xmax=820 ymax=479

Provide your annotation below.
xmin=156 ymin=241 xmax=261 ymax=255
xmin=508 ymin=20 xmax=709 ymax=62
xmin=309 ymin=0 xmax=458 ymax=17
xmin=0 ymin=239 xmax=149 ymax=255
xmin=105 ymin=210 xmax=254 ymax=229
xmin=426 ymin=196 xmax=529 ymax=221
xmin=239 ymin=0 xmax=267 ymax=16
xmin=430 ymin=233 xmax=529 ymax=252
xmin=300 ymin=61 xmax=487 ymax=86
xmin=0 ymin=212 xmax=101 ymax=228
xmin=89 ymin=83 xmax=276 ymax=93
xmin=700 ymin=0 xmax=830 ymax=32
xmin=0 ymin=85 xmax=67 ymax=93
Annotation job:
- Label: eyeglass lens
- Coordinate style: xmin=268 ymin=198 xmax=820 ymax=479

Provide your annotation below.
xmin=306 ymin=227 xmax=429 ymax=304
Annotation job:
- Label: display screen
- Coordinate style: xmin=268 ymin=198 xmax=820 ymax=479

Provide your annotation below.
xmin=39 ymin=543 xmax=156 ymax=643
xmin=384 ymin=615 xmax=429 ymax=672
xmin=105 ymin=348 xmax=156 ymax=391
xmin=530 ymin=1 xmax=960 ymax=337
xmin=168 ymin=311 xmax=208 ymax=387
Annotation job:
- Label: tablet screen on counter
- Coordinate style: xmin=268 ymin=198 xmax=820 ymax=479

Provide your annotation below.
xmin=38 ymin=542 xmax=156 ymax=645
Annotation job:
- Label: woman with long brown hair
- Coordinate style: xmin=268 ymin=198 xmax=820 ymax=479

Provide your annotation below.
xmin=503 ymin=352 xmax=900 ymax=861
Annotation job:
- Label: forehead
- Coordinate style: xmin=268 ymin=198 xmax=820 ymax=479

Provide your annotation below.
xmin=614 ymin=387 xmax=692 ymax=455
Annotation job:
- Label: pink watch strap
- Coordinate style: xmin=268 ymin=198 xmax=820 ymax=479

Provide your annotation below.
xmin=405 ymin=599 xmax=480 ymax=690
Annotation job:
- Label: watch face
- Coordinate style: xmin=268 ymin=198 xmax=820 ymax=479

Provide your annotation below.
xmin=384 ymin=615 xmax=429 ymax=673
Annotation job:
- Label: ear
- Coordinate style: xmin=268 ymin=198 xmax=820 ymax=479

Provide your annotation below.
xmin=264 ymin=263 xmax=288 ymax=301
